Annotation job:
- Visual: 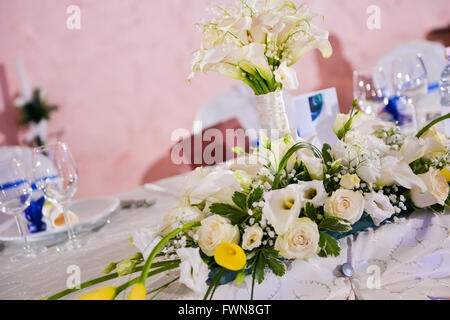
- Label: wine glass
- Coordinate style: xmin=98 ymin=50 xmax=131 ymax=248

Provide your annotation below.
xmin=353 ymin=69 xmax=388 ymax=116
xmin=0 ymin=159 xmax=47 ymax=261
xmin=32 ymin=142 xmax=81 ymax=251
xmin=391 ymin=53 xmax=428 ymax=129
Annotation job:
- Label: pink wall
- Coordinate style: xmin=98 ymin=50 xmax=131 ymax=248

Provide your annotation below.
xmin=0 ymin=0 xmax=449 ymax=199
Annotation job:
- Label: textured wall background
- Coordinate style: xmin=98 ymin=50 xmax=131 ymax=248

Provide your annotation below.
xmin=0 ymin=0 xmax=449 ymax=199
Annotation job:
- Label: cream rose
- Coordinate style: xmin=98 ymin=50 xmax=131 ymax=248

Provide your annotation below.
xmin=411 ymin=169 xmax=449 ymax=208
xmin=242 ymin=225 xmax=263 ymax=251
xmin=274 ymin=218 xmax=319 ymax=259
xmin=324 ymin=189 xmax=365 ymax=224
xmin=340 ymin=174 xmax=360 ymax=190
xmin=196 ymin=215 xmax=240 ymax=257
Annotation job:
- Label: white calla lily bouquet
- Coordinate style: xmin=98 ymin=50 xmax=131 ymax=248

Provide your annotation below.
xmin=189 ymin=0 xmax=332 ymax=94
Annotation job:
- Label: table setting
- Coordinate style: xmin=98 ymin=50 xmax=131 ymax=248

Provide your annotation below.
xmin=0 ymin=0 xmax=450 ymax=301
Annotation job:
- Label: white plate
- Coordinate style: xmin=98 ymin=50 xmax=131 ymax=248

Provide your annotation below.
xmin=0 ymin=197 xmax=120 ymax=247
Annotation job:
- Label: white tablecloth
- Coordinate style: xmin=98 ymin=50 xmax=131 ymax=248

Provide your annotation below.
xmin=0 ymin=173 xmax=449 ymax=300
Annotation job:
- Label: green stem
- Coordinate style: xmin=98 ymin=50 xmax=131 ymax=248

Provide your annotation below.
xmin=203 ymin=268 xmax=225 ymax=300
xmin=139 ymin=222 xmax=200 ymax=284
xmin=47 ymin=260 xmax=179 ymax=300
xmin=416 ymin=112 xmax=450 ymax=138
xmin=253 ymin=70 xmax=270 ymax=94
xmin=242 ymin=77 xmax=261 ymax=95
xmin=149 ymin=277 xmax=180 ymax=300
xmin=115 ymin=262 xmax=180 ymax=297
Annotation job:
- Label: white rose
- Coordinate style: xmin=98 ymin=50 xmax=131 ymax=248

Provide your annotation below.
xmin=162 ymin=205 xmax=205 ymax=236
xmin=364 ymin=192 xmax=396 ymax=226
xmin=262 ymin=184 xmax=305 ymax=235
xmin=298 ymin=180 xmax=327 ymax=208
xmin=324 ymin=189 xmax=365 ymax=224
xmin=176 ymin=248 xmax=209 ymax=295
xmin=242 ymin=225 xmax=263 ymax=251
xmin=333 ymin=113 xmax=350 ymax=136
xmin=411 ymin=169 xmax=449 ymax=208
xmin=196 ymin=215 xmax=240 ymax=257
xmin=340 ymin=174 xmax=360 ymax=190
xmin=297 ymin=148 xmax=324 ymax=180
xmin=275 ymin=218 xmax=319 ymax=259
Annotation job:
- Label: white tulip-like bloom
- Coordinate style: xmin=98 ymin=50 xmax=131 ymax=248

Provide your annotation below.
xmin=182 ymin=167 xmax=241 ymax=204
xmin=275 ymin=217 xmax=319 ymax=259
xmin=131 ymin=228 xmax=162 ymax=260
xmin=162 ymin=205 xmax=206 ymax=236
xmin=340 ymin=174 xmax=360 ymax=190
xmin=297 ymin=148 xmax=324 ymax=180
xmin=242 ymin=225 xmax=264 ymax=251
xmin=324 ymin=189 xmax=365 ymax=224
xmin=298 ymin=180 xmax=328 ymax=208
xmin=262 ymin=184 xmax=305 ymax=235
xmin=196 ymin=215 xmax=240 ymax=257
xmin=364 ymin=192 xmax=396 ymax=226
xmin=274 ymin=61 xmax=299 ymax=90
xmin=411 ymin=169 xmax=449 ymax=208
xmin=176 ymin=247 xmax=209 ymax=295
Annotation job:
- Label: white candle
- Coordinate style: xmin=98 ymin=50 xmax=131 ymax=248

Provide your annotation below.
xmin=14 ymin=57 xmax=32 ymax=101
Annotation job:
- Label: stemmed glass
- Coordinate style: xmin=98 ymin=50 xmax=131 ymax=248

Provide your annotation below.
xmin=0 ymin=159 xmax=47 ymax=261
xmin=391 ymin=53 xmax=428 ymax=129
xmin=353 ymin=68 xmax=388 ymax=116
xmin=32 ymin=142 xmax=82 ymax=251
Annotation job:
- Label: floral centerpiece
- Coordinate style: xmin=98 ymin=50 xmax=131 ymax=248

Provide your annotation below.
xmin=47 ymin=104 xmax=450 ymax=300
xmin=189 ymin=0 xmax=332 ymax=133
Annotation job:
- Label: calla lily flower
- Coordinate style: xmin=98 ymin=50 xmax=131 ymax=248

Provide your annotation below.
xmin=286 ymin=24 xmax=332 ymax=66
xmin=78 ymin=286 xmax=116 ymax=300
xmin=127 ymin=283 xmax=146 ymax=300
xmin=214 ymin=241 xmax=246 ymax=271
xmin=377 ymin=156 xmax=427 ymax=192
xmin=274 ymin=61 xmax=299 ymax=90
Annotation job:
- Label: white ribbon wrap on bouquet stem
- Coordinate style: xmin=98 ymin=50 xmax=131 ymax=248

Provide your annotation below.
xmin=255 ymin=91 xmax=290 ymax=136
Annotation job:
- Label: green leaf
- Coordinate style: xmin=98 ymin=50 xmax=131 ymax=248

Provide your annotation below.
xmin=248 ymin=187 xmax=263 ymax=208
xmin=266 ymin=256 xmax=286 ymax=277
xmin=304 ymin=202 xmax=317 ymax=221
xmin=232 ymin=192 xmax=248 ymax=211
xmin=430 ymin=203 xmax=446 ymax=215
xmin=319 ymin=217 xmax=352 ymax=233
xmin=273 ymin=142 xmax=320 ymax=189
xmin=192 ymin=199 xmax=206 ymax=211
xmin=209 ymin=203 xmax=247 ymax=225
xmin=409 ymin=159 xmax=429 ymax=175
xmin=318 ymin=232 xmax=341 ymax=257
xmin=321 ymin=144 xmax=333 ymax=166
xmin=254 ymin=252 xmax=266 ymax=284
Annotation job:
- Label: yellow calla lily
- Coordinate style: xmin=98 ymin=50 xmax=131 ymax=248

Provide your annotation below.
xmin=127 ymin=283 xmax=146 ymax=300
xmin=214 ymin=241 xmax=246 ymax=271
xmin=78 ymin=286 xmax=116 ymax=300
xmin=440 ymin=167 xmax=450 ymax=182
